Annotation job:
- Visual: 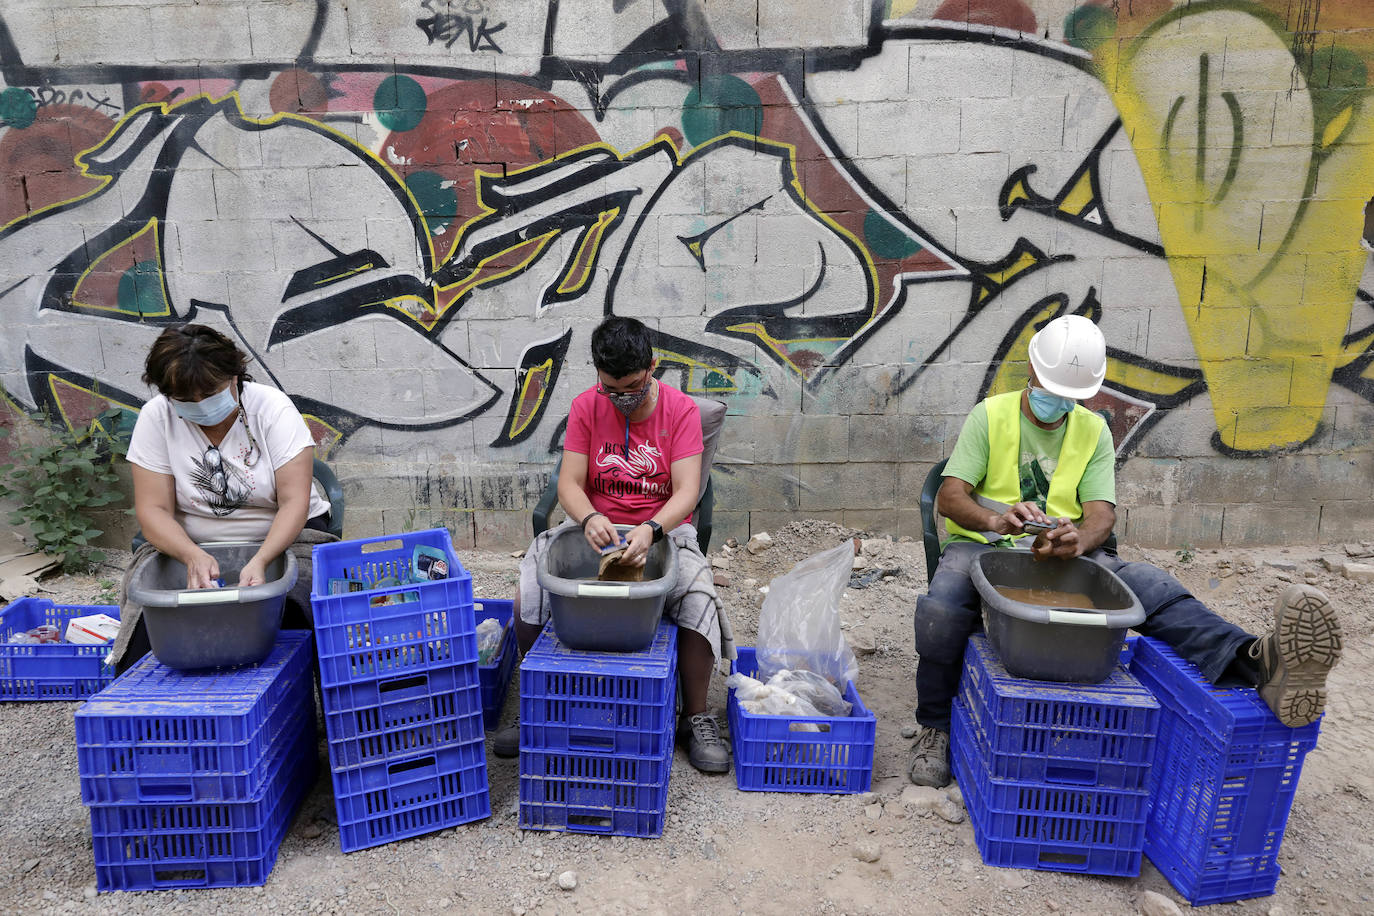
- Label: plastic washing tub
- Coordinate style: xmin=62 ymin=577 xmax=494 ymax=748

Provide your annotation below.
xmin=128 ymin=543 xmax=298 ymax=670
xmin=970 ymin=550 xmax=1143 ymax=684
xmin=536 ymin=524 xmax=678 ymax=652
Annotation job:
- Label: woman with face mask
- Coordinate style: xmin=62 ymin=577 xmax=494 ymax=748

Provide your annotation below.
xmin=111 ymin=324 xmax=333 ymax=670
xmin=493 ymin=316 xmax=734 ymax=775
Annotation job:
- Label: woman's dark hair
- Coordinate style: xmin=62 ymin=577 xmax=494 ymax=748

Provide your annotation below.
xmin=590 ymin=316 xmax=653 ymax=379
xmin=143 ymin=324 xmax=252 ymax=400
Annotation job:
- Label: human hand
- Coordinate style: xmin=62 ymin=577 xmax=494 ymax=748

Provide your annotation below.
xmin=620 ymin=524 xmax=654 ymax=567
xmin=184 ymin=547 xmax=221 ymax=589
xmin=1032 ymin=519 xmax=1082 ymax=560
xmin=996 ymin=501 xmax=1052 ymax=536
xmin=583 ymin=513 xmax=620 ymax=550
xmin=238 ymin=557 xmax=268 ymax=588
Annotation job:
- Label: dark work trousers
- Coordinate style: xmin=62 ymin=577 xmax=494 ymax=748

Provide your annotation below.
xmin=912 ymin=541 xmax=1256 ymax=732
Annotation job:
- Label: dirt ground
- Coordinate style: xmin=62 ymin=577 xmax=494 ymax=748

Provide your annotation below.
xmin=2 ymin=520 xmax=1372 ymax=915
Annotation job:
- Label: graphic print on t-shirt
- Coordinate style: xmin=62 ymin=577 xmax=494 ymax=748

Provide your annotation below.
xmin=1019 ymin=451 xmax=1057 ymax=511
xmin=592 ymin=440 xmax=671 ymax=500
xmin=189 ymin=445 xmax=252 ymax=516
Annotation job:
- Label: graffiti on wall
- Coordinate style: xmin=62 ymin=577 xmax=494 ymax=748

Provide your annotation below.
xmin=1 ymin=0 xmax=1372 ymax=472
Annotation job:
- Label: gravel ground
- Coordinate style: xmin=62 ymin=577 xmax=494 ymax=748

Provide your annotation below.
xmin=1 ymin=520 xmax=1372 ymax=915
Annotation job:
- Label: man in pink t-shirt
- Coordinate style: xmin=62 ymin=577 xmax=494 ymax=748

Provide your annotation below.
xmin=495 ymin=317 xmax=731 ymax=774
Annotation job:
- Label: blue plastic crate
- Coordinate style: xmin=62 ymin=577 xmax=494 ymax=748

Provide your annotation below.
xmin=1131 ymin=637 xmax=1320 ymax=905
xmin=76 ymin=632 xmax=315 ymax=804
xmin=476 ymin=599 xmax=516 ymax=731
xmin=330 ymin=739 xmax=490 ymax=853
xmin=0 ymin=599 xmax=120 ymax=700
xmin=311 ymin=529 xmax=478 ymax=688
xmin=90 ymin=721 xmax=316 ymax=892
xmin=952 ymin=700 xmax=1146 ymax=877
xmin=958 ymin=635 xmax=1158 ymax=789
xmin=726 ymin=647 xmax=876 ymax=794
xmin=321 ymin=662 xmax=484 ymax=770
xmin=518 ymin=622 xmax=677 ymax=756
xmin=519 ymin=729 xmax=673 ymax=837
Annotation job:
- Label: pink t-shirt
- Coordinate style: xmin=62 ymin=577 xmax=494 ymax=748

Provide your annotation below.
xmin=564 ymin=382 xmax=703 ymax=525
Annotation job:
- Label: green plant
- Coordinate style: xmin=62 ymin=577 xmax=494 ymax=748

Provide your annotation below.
xmin=95 ymin=578 xmax=119 ymax=605
xmin=0 ymin=408 xmax=128 ymax=573
xmin=1175 ymin=543 xmax=1196 ymax=565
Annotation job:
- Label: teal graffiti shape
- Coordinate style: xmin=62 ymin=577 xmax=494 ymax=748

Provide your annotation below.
xmin=682 ymin=75 xmax=763 ymax=146
xmin=1064 ymin=5 xmax=1115 ymax=52
xmin=864 ymin=210 xmax=922 ymax=259
xmin=375 ymin=75 xmax=427 ymax=132
xmin=116 ymin=261 xmax=168 ymax=315
xmin=406 ymin=170 xmax=458 ymax=233
xmin=0 ymin=87 xmax=37 ymax=129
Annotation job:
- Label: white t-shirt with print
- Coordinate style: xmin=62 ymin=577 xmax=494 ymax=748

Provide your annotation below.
xmin=126 ymin=382 xmax=330 ymax=544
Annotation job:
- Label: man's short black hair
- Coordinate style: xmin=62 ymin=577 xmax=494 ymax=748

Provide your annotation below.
xmin=591 ymin=316 xmax=654 ymax=378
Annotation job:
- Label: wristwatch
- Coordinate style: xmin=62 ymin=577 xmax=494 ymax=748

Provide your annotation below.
xmin=643 ymin=520 xmax=664 ymax=543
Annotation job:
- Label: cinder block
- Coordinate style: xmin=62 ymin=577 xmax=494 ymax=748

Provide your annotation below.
xmin=909 ymin=41 xmax=1015 ymax=101
xmin=1278 ymin=453 xmax=1374 ymax=502
xmin=1116 ymin=457 xmax=1183 ymax=508
xmin=53 ymin=6 xmax=156 ymax=64
xmin=799 ymin=462 xmax=896 ymax=511
xmin=715 ymin=464 xmax=800 ymax=512
xmin=960 ymin=96 xmax=1065 ymax=154
xmin=841 ymin=508 xmax=899 ymax=537
xmin=474 ymin=471 xmax=550 ymax=511
xmin=1223 ymin=503 xmax=1321 ymax=546
xmin=896 ymin=507 xmax=924 ymax=541
xmin=897 ymin=460 xmax=944 ymax=509
xmin=852 ymin=415 xmax=944 ymax=464
xmin=472 ymin=509 xmax=531 ymax=550
xmin=1121 ymin=504 xmax=1224 ymax=549
xmin=793 ymin=414 xmax=849 ymax=464
xmin=750 ymin=509 xmax=843 ymax=536
xmin=760 ymin=0 xmax=869 ymax=49
xmin=1177 ymin=455 xmax=1279 ymax=504
xmin=248 ymin=1 xmax=350 ymax=62
xmin=341 ymin=508 xmax=384 ymax=541
xmin=708 ymin=510 xmax=749 ymax=548
xmin=1317 ymin=500 xmax=1374 ymax=544
xmin=856 ymin=99 xmax=960 ymax=158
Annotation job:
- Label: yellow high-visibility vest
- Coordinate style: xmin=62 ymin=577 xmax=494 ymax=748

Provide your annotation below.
xmin=944 ymin=391 xmax=1104 ymax=545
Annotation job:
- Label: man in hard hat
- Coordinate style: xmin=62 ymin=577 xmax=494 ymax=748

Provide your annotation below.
xmin=908 ymin=314 xmax=1344 ymax=788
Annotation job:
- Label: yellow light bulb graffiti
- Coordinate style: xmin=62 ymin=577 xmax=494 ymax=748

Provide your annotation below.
xmin=1098 ymin=8 xmax=1372 ymax=451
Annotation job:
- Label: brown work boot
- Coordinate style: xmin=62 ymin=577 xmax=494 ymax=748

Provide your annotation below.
xmin=908 ymin=726 xmax=951 ymax=787
xmin=1250 ymin=585 xmax=1343 ymax=727
xmin=491 ymin=716 xmax=519 ymax=758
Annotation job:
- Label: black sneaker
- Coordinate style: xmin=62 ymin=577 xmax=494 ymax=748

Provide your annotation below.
xmin=908 ymin=726 xmax=951 ymax=787
xmin=492 ymin=717 xmax=519 ymax=758
xmin=1251 ymin=584 xmax=1343 ymax=727
xmin=677 ymin=712 xmax=730 ymax=774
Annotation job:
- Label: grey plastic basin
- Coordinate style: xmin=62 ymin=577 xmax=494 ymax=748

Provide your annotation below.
xmin=128 ymin=543 xmax=298 ymax=670
xmin=970 ymin=550 xmax=1144 ymax=683
xmin=536 ymin=524 xmax=677 ymax=652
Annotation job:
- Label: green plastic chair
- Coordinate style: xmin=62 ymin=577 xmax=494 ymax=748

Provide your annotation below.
xmin=920 ymin=459 xmax=948 ymax=585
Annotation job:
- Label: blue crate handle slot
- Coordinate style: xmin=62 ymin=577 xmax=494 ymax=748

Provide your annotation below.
xmin=568 ymin=729 xmax=616 ymax=751
xmin=152 ymin=867 xmax=209 ymax=888
xmin=378 ymin=673 xmax=429 ymax=695
xmin=789 ymin=722 xmax=831 ymax=733
xmin=138 ymin=782 xmax=195 ymax=802
xmin=389 ymin=754 xmax=437 ymax=777
xmin=1043 ymin=764 xmax=1097 ymax=786
xmin=566 ymin=813 xmax=614 ymax=834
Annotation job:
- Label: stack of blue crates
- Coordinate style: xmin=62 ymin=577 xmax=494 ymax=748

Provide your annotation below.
xmin=0 ymin=598 xmax=120 ymax=700
xmin=74 ymin=632 xmax=316 ymax=892
xmin=952 ymin=635 xmax=1160 ymax=877
xmin=310 ymin=528 xmax=490 ymax=852
xmin=518 ymin=621 xmax=677 ymax=837
xmin=1131 ymin=636 xmax=1322 ymax=905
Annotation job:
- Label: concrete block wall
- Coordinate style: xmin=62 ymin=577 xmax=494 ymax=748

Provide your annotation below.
xmin=1 ymin=0 xmax=1372 ymax=551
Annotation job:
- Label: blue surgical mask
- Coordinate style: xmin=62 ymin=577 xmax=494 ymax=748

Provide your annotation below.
xmin=1028 ymin=386 xmax=1075 ymax=423
xmin=170 ymin=385 xmax=237 ymax=426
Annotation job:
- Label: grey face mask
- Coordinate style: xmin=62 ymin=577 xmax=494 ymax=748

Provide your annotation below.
xmin=604 ymin=376 xmax=652 ymax=416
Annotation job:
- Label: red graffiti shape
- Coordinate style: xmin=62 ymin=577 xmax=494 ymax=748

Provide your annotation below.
xmin=932 ymin=0 xmax=1038 ymax=33
xmin=381 ymin=82 xmax=599 ymax=248
xmin=0 ymin=104 xmax=115 ymax=227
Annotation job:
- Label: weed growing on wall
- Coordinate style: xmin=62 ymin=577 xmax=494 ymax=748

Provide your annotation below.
xmin=0 ymin=410 xmax=128 ymax=573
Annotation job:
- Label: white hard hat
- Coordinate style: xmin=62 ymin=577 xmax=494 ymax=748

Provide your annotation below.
xmin=1027 ymin=315 xmax=1106 ymax=400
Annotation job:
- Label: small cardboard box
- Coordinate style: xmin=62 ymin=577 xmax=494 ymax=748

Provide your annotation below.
xmin=64 ymin=613 xmax=120 ymax=645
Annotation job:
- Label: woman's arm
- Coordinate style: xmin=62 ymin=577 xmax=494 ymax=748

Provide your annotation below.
xmin=133 ymin=464 xmax=222 ymax=589
xmin=619 ymin=453 xmax=701 ymax=566
xmin=238 ymin=447 xmax=313 ymax=587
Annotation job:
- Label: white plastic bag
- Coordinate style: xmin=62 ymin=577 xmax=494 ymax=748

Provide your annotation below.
xmin=755 ymin=540 xmax=859 ymax=689
xmin=476 ymin=617 xmax=504 ymax=665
